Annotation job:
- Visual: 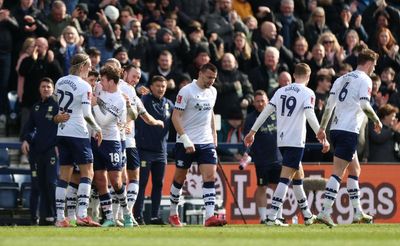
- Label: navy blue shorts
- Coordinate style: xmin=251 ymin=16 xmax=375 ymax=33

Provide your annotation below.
xmin=93 ymin=140 xmax=123 ymax=171
xmin=175 ymin=143 xmax=218 ymax=169
xmin=279 ymin=147 xmax=304 ymax=170
xmin=255 ymin=165 xmax=282 ymax=186
xmin=330 ymin=130 xmax=358 ymax=162
xmin=126 ymin=147 xmax=140 ymax=170
xmin=57 ymin=136 xmax=93 ymax=166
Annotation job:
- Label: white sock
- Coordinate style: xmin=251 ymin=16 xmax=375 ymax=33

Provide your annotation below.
xmin=267 ymin=178 xmax=289 ymax=221
xmin=169 ymin=181 xmax=182 ymax=216
xmin=115 ymin=185 xmax=130 ymax=216
xmin=292 ymin=180 xmax=312 ymax=219
xmin=109 ymin=186 xmax=120 ymax=221
xmin=90 ymin=188 xmax=100 ymax=219
xmin=322 ymin=175 xmax=341 ymax=213
xmin=277 ymin=206 xmax=283 ymax=220
xmin=347 ymin=175 xmax=363 ymax=214
xmin=55 ymin=180 xmax=68 ymax=221
xmin=127 ymin=180 xmax=139 ymax=213
xmin=99 ymin=193 xmax=113 ymax=220
xmin=203 ymin=182 xmax=216 ymax=219
xmin=258 ymin=207 xmax=267 ymax=221
xmin=66 ymin=184 xmax=78 ymax=220
xmin=77 ymin=178 xmax=91 ymax=219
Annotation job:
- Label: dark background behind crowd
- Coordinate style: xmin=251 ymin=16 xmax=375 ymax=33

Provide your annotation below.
xmin=1 ymin=0 xmax=400 ymax=163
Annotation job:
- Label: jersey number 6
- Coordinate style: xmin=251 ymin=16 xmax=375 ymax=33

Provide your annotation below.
xmin=339 ymin=82 xmax=349 ymax=102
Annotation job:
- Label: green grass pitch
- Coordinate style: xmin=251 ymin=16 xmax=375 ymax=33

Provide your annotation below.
xmin=0 ymin=224 xmax=399 ymax=246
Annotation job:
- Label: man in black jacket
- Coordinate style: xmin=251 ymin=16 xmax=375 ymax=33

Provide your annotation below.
xmin=21 ymin=77 xmax=69 ymax=225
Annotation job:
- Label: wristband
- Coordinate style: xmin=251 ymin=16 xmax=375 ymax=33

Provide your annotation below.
xmin=180 ymin=133 xmax=194 ymax=149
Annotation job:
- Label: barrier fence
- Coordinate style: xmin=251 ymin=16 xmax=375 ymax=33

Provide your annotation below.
xmin=1 ymin=142 xmax=398 ymax=224
xmin=147 ymin=163 xmax=399 ymax=224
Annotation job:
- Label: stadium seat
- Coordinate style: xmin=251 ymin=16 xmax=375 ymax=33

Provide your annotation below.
xmin=6 ymin=91 xmax=20 ymax=136
xmin=0 ymin=174 xmax=13 ymax=183
xmin=0 ymin=148 xmax=10 ymax=167
xmin=20 ymin=183 xmax=31 ymax=208
xmin=0 ymin=182 xmax=19 ymax=209
xmin=13 ymin=174 xmax=31 ymax=188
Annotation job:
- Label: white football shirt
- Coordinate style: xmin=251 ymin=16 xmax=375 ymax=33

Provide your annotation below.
xmin=270 ymin=83 xmax=316 ymax=147
xmin=93 ymin=89 xmax=126 ymax=141
xmin=175 ymin=80 xmax=217 ymax=144
xmin=329 ymin=70 xmax=371 ymax=133
xmin=118 ymin=79 xmax=147 ymax=148
xmin=55 ymin=75 xmax=92 ymax=138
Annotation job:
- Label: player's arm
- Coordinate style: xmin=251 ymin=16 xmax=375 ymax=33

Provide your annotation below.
xmin=92 ymin=105 xmax=115 ymax=126
xmin=243 ymin=103 xmax=275 ymax=147
xmin=135 ymin=95 xmax=163 ymax=127
xmin=140 ymin=112 xmax=164 ymax=127
xmin=172 ymin=108 xmax=195 ymax=153
xmin=211 ymin=111 xmax=217 ymax=147
xmin=82 ymin=102 xmax=102 ymax=145
xmin=319 ymin=93 xmax=336 ymax=131
xmin=53 ymin=111 xmax=70 ymax=123
xmin=123 ymin=93 xmax=138 ymax=120
xmin=316 ymin=92 xmax=336 ymax=142
xmin=127 ymin=103 xmax=138 ymax=120
xmin=360 ymin=100 xmax=382 ymax=133
xmin=305 ymin=108 xmax=330 ymax=153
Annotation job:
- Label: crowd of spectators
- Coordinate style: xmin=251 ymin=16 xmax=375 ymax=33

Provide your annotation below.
xmin=1 ymin=0 xmax=400 ymax=162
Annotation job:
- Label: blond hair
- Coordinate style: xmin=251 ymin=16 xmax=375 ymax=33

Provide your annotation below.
xmin=69 ymin=53 xmax=89 ymax=75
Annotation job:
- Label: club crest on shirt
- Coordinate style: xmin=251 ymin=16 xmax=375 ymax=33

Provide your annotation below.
xmin=177 ymin=95 xmax=183 ymax=104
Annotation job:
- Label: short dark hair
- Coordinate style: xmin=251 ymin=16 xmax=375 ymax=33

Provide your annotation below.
xmin=39 ymin=77 xmax=54 ymax=86
xmin=88 ymin=70 xmax=99 ymax=78
xmin=254 ymin=90 xmax=267 ymax=97
xmin=159 ymin=50 xmax=172 ymax=58
xmin=100 ymin=65 xmax=120 ymax=84
xmin=121 ymin=6 xmax=134 ymax=16
xmin=378 ymin=104 xmax=398 ymax=119
xmin=357 ymin=48 xmax=379 ymax=65
xmin=150 ymin=75 xmax=167 ymax=85
xmin=87 ymin=47 xmax=101 ymax=57
xmin=370 ymin=73 xmax=381 ymax=83
xmin=123 ymin=63 xmax=139 ymax=73
xmin=316 ymin=74 xmax=332 ymax=83
xmin=200 ymin=63 xmax=217 ymax=73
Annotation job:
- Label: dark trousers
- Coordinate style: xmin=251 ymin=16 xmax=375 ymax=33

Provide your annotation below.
xmin=28 ymin=153 xmax=39 ymax=223
xmin=134 ymin=161 xmax=166 ymax=218
xmin=33 ymin=148 xmax=58 ymax=220
xmin=0 ymin=52 xmax=11 ymax=115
